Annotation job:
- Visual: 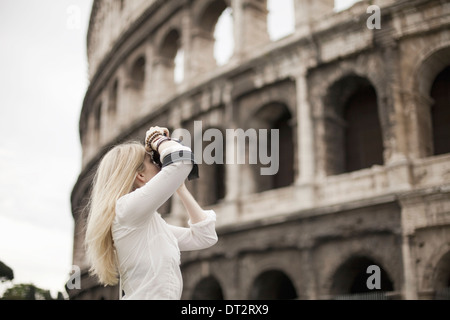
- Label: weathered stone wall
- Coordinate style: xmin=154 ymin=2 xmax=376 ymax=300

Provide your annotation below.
xmin=70 ymin=0 xmax=450 ymax=299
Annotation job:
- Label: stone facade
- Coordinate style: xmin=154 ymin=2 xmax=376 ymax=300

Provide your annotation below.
xmin=69 ymin=0 xmax=450 ymax=300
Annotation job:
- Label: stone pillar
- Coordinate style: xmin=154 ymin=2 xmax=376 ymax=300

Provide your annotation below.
xmin=377 ymin=46 xmax=414 ymax=191
xmin=152 ymin=56 xmax=176 ymax=104
xmin=295 ymin=69 xmax=315 ymax=184
xmin=384 ymin=74 xmax=410 ymax=165
xmin=400 ymin=89 xmax=434 ymax=159
xmin=114 ymin=67 xmax=128 ymax=134
xmin=190 ymin=27 xmax=217 ymax=76
xmin=231 ymin=0 xmax=270 ymax=61
xmin=294 ymin=68 xmax=317 ymax=209
xmin=181 ymin=5 xmax=193 ymax=81
xmin=142 ymin=43 xmax=156 ymax=114
xmin=401 ymin=233 xmax=418 ymax=300
xmin=399 ymin=196 xmax=421 ymax=300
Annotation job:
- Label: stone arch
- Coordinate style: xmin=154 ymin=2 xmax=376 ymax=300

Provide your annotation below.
xmin=415 ymin=46 xmax=450 ymax=101
xmin=127 ymin=55 xmax=146 ymax=113
xmin=421 ymin=242 xmax=450 ymax=299
xmin=429 ymin=65 xmax=450 ymax=156
xmin=130 ymin=55 xmax=146 ymax=85
xmin=191 ymin=0 xmax=232 ymax=73
xmin=433 ymin=250 xmax=450 ymax=299
xmin=154 ymin=28 xmax=182 ymax=96
xmin=93 ymin=100 xmax=102 ymax=143
xmin=192 ymin=275 xmax=225 ymax=300
xmin=197 ymin=0 xmax=229 ymax=32
xmin=108 ymin=79 xmax=118 ymax=115
xmin=105 ymin=78 xmax=119 ymax=139
xmin=330 ymin=255 xmax=394 ymax=299
xmin=322 ymin=74 xmax=384 ymax=176
xmin=249 ymin=269 xmax=297 ymax=300
xmin=159 ymin=29 xmax=181 ymax=60
xmin=248 ymin=102 xmax=295 ymax=193
xmin=189 ymin=125 xmax=226 ymax=207
xmin=408 ymin=43 xmax=450 ymax=158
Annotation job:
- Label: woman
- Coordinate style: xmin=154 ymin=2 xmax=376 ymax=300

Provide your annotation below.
xmin=84 ymin=126 xmax=218 ymax=300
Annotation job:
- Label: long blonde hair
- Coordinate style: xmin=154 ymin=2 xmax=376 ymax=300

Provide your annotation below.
xmin=84 ymin=141 xmax=147 ymax=286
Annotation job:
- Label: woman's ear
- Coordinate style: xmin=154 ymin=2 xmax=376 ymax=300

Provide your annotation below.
xmin=135 ymin=171 xmax=146 ymax=187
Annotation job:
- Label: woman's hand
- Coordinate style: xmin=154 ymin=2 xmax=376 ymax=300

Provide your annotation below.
xmin=145 ymin=126 xmax=170 ymax=141
xmin=145 ymin=126 xmax=170 ymax=152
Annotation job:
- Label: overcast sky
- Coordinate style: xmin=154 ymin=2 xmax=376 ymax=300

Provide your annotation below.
xmin=0 ymin=0 xmax=359 ymax=298
xmin=0 ymin=0 xmax=92 ymax=297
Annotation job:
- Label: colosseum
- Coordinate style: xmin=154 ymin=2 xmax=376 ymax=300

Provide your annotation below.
xmin=69 ymin=0 xmax=450 ymax=300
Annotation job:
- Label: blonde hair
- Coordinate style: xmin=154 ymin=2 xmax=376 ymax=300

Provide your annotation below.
xmin=84 ymin=141 xmax=147 ymax=286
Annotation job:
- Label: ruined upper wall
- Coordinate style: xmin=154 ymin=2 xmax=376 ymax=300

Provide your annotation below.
xmin=87 ymin=0 xmax=157 ymax=80
xmin=86 ymin=0 xmax=399 ymax=81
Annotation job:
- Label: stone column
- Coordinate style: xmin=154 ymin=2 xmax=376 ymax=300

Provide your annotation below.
xmin=294 ymin=68 xmax=317 ymax=208
xmin=400 ymin=89 xmax=434 ymax=159
xmin=142 ymin=43 xmax=156 ymax=114
xmin=180 ymin=5 xmax=193 ymax=81
xmin=152 ymin=56 xmax=176 ymax=104
xmin=381 ymin=47 xmax=416 ymax=192
xmin=295 ymin=69 xmax=315 ymax=184
xmin=399 ymin=196 xmax=421 ymax=300
xmin=190 ymin=27 xmax=217 ymax=76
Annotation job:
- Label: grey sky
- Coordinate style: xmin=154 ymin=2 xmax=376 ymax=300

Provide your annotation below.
xmin=0 ymin=0 xmax=92 ymax=296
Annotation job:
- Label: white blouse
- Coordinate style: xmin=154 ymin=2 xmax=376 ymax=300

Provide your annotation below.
xmin=111 ymin=144 xmax=218 ymax=300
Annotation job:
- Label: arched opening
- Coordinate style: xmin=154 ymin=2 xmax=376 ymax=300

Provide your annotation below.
xmin=107 ymin=80 xmax=118 ymax=132
xmin=324 ymin=76 xmax=384 ymax=175
xmin=93 ymin=102 xmax=102 ymax=143
xmin=251 ymin=103 xmax=294 ymax=193
xmin=200 ymin=161 xmax=226 ymax=206
xmin=128 ymin=56 xmax=146 ymax=112
xmin=334 ymin=0 xmax=361 ymax=12
xmin=330 ymin=256 xmax=394 ymax=300
xmin=130 ymin=56 xmax=145 ymax=86
xmin=433 ymin=250 xmax=450 ymax=300
xmin=174 ymin=48 xmax=184 ymax=83
xmin=414 ymin=46 xmax=450 ymax=158
xmin=156 ymin=29 xmax=181 ymax=95
xmin=189 ymin=127 xmax=226 ymax=207
xmin=108 ymin=80 xmax=118 ymax=114
xmin=193 ymin=0 xmax=232 ymax=74
xmin=214 ymin=7 xmax=234 ymax=66
xmin=430 ymin=66 xmax=450 ymax=156
xmin=344 ymin=85 xmax=383 ymax=172
xmin=249 ymin=270 xmax=297 ymax=300
xmin=267 ymin=0 xmax=294 ymax=41
xmin=192 ymin=276 xmax=224 ymax=300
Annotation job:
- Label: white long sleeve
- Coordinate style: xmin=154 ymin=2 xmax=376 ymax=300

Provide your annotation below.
xmin=111 ymin=144 xmax=218 ymax=300
xmin=166 ymin=210 xmax=218 ymax=251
